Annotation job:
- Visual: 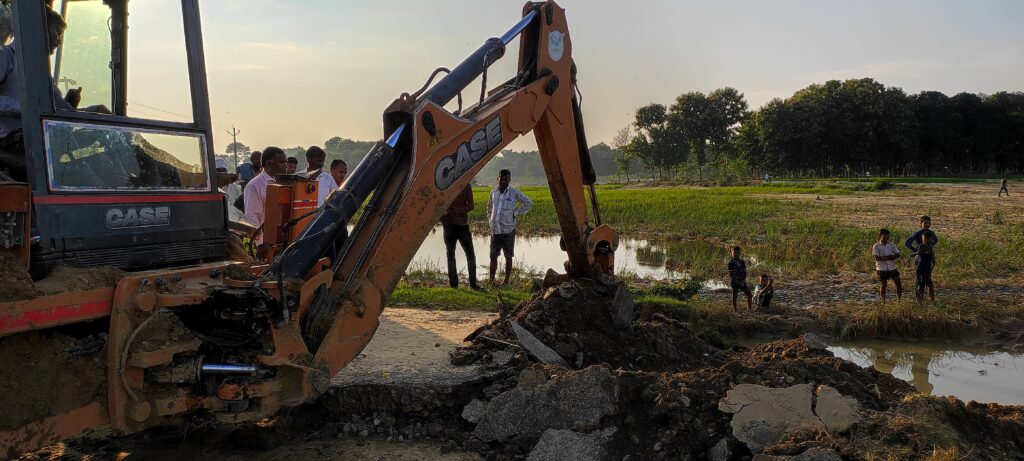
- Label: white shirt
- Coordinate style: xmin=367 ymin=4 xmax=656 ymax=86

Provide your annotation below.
xmin=872 ymin=241 xmax=900 ymax=272
xmin=305 ymin=168 xmax=339 ymax=206
xmin=243 ymin=171 xmax=274 ymax=243
xmin=485 ymin=186 xmax=533 ymax=235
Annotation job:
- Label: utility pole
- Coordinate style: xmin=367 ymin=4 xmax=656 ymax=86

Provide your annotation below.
xmin=227 ymin=126 xmax=241 ymax=169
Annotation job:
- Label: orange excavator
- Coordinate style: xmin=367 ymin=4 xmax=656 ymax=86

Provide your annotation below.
xmin=0 ymin=0 xmax=618 ymax=457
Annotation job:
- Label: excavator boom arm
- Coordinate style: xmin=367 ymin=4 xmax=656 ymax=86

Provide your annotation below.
xmin=271 ymin=0 xmax=618 ymax=377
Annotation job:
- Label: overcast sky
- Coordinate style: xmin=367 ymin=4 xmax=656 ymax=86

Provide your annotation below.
xmin=137 ymin=0 xmax=1024 ymax=155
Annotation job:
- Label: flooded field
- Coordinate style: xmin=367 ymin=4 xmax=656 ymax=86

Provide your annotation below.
xmin=829 ymin=340 xmax=1024 ymax=405
xmin=410 ymin=227 xmax=734 ymax=284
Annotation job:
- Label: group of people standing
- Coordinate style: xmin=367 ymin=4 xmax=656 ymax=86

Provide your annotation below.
xmin=725 ymin=215 xmax=941 ymax=313
xmin=872 ymin=215 xmax=938 ymax=303
xmin=440 ymin=169 xmax=533 ymax=290
xmin=221 ymin=147 xmax=348 ymax=244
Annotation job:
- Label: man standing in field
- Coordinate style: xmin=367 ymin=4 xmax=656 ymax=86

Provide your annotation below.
xmin=441 ymin=184 xmax=481 ymax=291
xmin=487 ymin=169 xmax=533 ymax=286
xmin=727 ymin=246 xmax=752 ymax=312
xmin=873 ymin=228 xmax=902 ymax=302
xmin=998 ymin=178 xmax=1010 ymax=197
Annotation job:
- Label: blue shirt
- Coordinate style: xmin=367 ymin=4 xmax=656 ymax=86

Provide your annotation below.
xmin=904 ymin=229 xmax=939 ymax=251
xmin=236 ymin=163 xmax=258 ymax=183
xmin=0 ymin=43 xmax=73 ymax=139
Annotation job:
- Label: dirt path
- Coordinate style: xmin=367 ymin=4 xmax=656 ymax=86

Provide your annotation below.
xmin=333 ymin=308 xmax=497 ymax=386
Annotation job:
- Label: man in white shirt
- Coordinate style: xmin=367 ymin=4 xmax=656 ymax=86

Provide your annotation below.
xmin=871 ymin=228 xmax=902 ymax=302
xmin=486 ymin=169 xmax=532 ymax=285
xmin=244 ymin=147 xmax=287 ymax=244
xmin=301 ymin=146 xmax=338 ymax=206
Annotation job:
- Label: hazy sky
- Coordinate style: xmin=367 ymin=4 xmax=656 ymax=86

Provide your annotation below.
xmin=126 ymin=1 xmax=1024 ymax=156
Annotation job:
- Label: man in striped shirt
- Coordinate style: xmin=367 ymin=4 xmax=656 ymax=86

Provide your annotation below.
xmin=486 ymin=169 xmax=533 ymax=286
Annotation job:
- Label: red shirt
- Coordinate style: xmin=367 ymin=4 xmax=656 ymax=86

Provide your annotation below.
xmin=440 ymin=184 xmax=474 ymax=226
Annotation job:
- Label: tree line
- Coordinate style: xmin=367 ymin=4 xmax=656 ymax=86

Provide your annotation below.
xmin=219 ymin=79 xmax=1024 ymax=181
xmin=621 ymin=78 xmax=1024 ymax=180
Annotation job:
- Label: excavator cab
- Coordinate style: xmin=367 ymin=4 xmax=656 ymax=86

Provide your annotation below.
xmin=2 ymin=0 xmax=223 ymax=274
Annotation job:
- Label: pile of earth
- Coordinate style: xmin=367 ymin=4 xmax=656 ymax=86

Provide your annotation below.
xmin=439 ymin=271 xmax=1024 ymax=460
xmin=452 ymin=270 xmax=723 ymax=372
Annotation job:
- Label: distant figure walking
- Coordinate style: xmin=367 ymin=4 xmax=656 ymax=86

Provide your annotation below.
xmin=872 ymin=228 xmax=902 ymax=302
xmin=441 ymin=184 xmax=481 ymax=291
xmin=998 ymin=178 xmax=1010 ymax=197
xmin=727 ymin=246 xmax=752 ymax=312
xmin=486 ymin=169 xmax=533 ymax=286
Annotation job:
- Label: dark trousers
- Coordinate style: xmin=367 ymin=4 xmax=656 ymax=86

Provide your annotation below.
xmin=443 ymin=223 xmax=477 ymax=288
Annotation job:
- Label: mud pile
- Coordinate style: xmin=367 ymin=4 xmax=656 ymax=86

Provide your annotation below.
xmin=438 ymin=271 xmax=1024 ymax=460
xmin=0 ymin=251 xmax=40 ymax=301
xmin=454 ymin=271 xmax=722 ymax=372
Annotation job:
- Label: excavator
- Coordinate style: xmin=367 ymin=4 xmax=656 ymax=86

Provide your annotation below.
xmin=0 ymin=0 xmax=619 ymax=457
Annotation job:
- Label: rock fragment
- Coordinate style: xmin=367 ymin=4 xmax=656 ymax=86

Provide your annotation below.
xmin=510 ymin=320 xmax=570 ymax=367
xmin=718 ymin=384 xmax=822 ymax=452
xmin=473 ymin=366 xmax=618 ymax=441
xmin=526 ymin=428 xmax=614 ymax=461
xmin=814 ymin=385 xmax=861 ymax=433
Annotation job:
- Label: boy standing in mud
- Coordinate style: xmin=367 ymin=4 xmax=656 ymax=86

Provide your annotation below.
xmin=873 ymin=228 xmax=902 ymax=302
xmin=727 ymin=246 xmax=752 ymax=312
xmin=910 ymin=230 xmax=937 ymax=302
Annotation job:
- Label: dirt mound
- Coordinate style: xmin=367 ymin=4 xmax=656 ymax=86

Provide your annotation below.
xmin=34 ymin=265 xmax=125 ymax=295
xmin=0 ymin=251 xmax=40 ymax=301
xmin=0 ymin=330 xmax=107 ymax=431
xmin=458 ymin=275 xmax=720 ymax=372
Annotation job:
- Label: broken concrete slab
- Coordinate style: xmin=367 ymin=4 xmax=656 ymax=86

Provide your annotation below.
xmin=461 ymin=399 xmax=486 ymax=423
xmin=510 ymin=320 xmax=570 ymax=367
xmin=718 ymin=384 xmax=823 ymax=452
xmin=752 ymin=447 xmax=842 ymax=461
xmin=526 ymin=428 xmax=615 ymax=461
xmin=610 ymin=284 xmax=634 ymax=329
xmin=815 ymin=385 xmax=861 ymax=433
xmin=473 ymin=366 xmax=619 ymax=441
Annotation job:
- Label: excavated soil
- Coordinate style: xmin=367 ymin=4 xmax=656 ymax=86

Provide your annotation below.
xmin=454 ymin=276 xmax=722 ymax=372
xmin=11 ymin=276 xmax=1024 ymax=460
xmin=33 ymin=266 xmax=125 ymax=296
xmin=0 ymin=251 xmax=40 ymax=301
xmin=0 ymin=331 xmax=107 ymax=432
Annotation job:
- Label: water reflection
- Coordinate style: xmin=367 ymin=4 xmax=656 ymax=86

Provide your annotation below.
xmin=409 ymin=227 xmax=736 ymax=283
xmin=829 ymin=340 xmax=1024 ymax=405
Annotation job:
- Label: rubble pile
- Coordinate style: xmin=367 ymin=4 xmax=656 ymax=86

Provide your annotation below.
xmin=435 ymin=271 xmax=1024 ymax=460
xmin=453 ymin=270 xmax=723 ymax=372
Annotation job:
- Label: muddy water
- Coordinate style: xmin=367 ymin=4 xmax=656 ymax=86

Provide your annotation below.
xmin=410 ymin=227 xmax=730 ymax=285
xmin=828 ymin=340 xmax=1024 ymax=405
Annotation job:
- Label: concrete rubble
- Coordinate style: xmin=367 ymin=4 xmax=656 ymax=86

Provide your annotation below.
xmin=472 ymin=366 xmax=618 ymax=441
xmin=718 ymin=383 xmax=862 ymax=452
xmin=526 ymin=428 xmax=615 ymax=461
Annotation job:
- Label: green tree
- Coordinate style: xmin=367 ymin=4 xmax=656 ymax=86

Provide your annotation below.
xmin=611 ymin=126 xmax=634 ymax=182
xmin=631 ymin=104 xmax=688 ymax=180
xmin=225 ymin=142 xmax=250 ymax=169
xmin=668 ymin=88 xmax=748 ymax=181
